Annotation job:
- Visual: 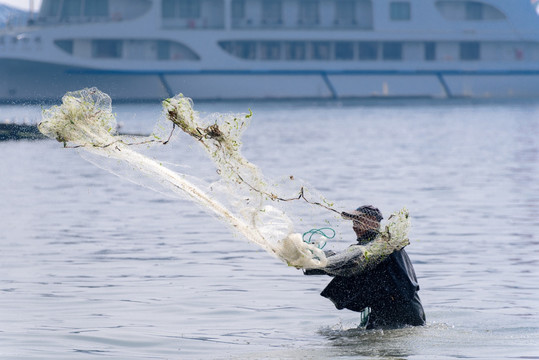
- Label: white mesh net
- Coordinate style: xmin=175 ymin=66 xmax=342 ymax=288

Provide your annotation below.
xmin=38 ymin=88 xmax=411 ymax=271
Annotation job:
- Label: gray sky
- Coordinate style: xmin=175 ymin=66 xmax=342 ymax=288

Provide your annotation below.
xmin=1 ymin=1 xmax=42 ymax=11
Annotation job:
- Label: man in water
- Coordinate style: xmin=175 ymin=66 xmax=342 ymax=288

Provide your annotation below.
xmin=306 ymin=205 xmax=426 ymax=329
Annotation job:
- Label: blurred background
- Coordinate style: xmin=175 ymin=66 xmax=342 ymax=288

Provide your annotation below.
xmin=2 ymin=0 xmax=539 ymax=101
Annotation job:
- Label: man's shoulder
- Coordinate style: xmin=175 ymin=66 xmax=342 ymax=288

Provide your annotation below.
xmin=388 ymin=248 xmax=418 ymax=275
xmin=391 ymin=248 xmax=408 ymax=258
xmin=390 ymin=248 xmax=412 ymax=263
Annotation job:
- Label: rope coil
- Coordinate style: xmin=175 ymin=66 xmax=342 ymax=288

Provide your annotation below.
xmin=302 ymin=227 xmax=336 ymax=249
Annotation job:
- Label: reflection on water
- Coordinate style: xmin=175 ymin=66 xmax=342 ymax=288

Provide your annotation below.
xmin=0 ymin=99 xmax=538 ymax=359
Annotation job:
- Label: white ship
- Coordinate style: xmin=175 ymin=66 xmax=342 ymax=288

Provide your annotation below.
xmin=1 ymin=0 xmax=539 ymax=101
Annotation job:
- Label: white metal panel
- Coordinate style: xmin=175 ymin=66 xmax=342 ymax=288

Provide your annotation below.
xmin=164 ymin=74 xmax=333 ymax=99
xmin=329 ymin=74 xmax=446 ymax=98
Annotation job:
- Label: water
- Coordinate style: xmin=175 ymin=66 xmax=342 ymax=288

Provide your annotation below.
xmin=1 ymin=100 xmax=538 ymax=359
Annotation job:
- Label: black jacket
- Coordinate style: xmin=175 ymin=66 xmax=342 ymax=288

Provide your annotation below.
xmin=308 ymin=236 xmax=426 ymax=328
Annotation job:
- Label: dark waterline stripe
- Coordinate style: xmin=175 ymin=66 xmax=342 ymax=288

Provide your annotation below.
xmin=65 ymin=69 xmax=539 ymax=76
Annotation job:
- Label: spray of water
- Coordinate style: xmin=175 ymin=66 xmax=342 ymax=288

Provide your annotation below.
xmin=38 ymin=88 xmax=411 ymax=271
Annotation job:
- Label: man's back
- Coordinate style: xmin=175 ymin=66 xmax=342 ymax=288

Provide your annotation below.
xmin=320 ymin=249 xmax=426 ymax=328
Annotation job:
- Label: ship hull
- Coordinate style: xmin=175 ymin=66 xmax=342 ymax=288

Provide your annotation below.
xmin=3 ymin=59 xmax=539 ymax=102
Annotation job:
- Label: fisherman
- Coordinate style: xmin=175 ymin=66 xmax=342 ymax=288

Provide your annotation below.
xmin=305 ymin=205 xmax=426 ymax=329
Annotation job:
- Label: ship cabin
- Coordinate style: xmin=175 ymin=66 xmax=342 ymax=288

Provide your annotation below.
xmin=2 ymin=0 xmax=539 ymax=66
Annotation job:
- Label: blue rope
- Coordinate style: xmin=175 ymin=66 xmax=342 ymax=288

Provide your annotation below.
xmin=302 ymin=227 xmax=336 ymax=249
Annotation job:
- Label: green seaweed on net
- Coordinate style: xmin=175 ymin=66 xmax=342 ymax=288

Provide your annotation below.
xmin=163 ymin=95 xmax=257 ymax=184
xmin=38 ymin=89 xmax=117 ymax=148
xmin=163 ymin=95 xmax=344 ymax=218
xmin=37 ymin=88 xmax=414 ymax=271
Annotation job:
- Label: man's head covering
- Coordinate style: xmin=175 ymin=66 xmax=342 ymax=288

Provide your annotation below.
xmin=356 ymin=205 xmax=383 ymax=222
xmin=341 ymin=205 xmax=383 ymax=244
xmin=341 ymin=205 xmax=383 ymax=222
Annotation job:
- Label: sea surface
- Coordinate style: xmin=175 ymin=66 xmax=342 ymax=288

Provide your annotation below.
xmin=1 ymin=99 xmax=538 ymax=359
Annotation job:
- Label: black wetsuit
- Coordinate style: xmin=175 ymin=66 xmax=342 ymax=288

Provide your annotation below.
xmin=307 ymin=233 xmax=426 ymax=329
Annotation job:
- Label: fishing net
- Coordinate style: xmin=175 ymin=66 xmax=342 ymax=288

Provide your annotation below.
xmin=39 ymin=88 xmax=411 ymax=271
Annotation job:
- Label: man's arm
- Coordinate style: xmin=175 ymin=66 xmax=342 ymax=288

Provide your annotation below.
xmin=322 ymin=233 xmax=409 ymax=277
xmin=302 ymin=244 xmax=392 ymax=277
xmin=303 ymin=268 xmax=330 ymax=275
xmin=303 ymin=250 xmax=336 ymax=276
xmin=305 ymin=208 xmax=412 ymax=277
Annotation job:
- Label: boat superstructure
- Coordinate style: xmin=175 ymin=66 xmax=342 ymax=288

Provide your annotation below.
xmin=1 ymin=0 xmax=539 ymax=101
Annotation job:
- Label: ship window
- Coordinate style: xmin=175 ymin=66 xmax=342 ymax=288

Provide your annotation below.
xmin=40 ymin=0 xmax=147 ymax=24
xmin=335 ymin=42 xmax=354 ymax=60
xmin=425 ymin=42 xmax=436 ymax=61
xmin=312 ymin=41 xmax=331 ymax=60
xmin=335 ymin=0 xmax=356 ymax=25
xmin=390 ymin=1 xmax=411 ymax=21
xmin=155 ymin=40 xmax=200 ymax=60
xmin=44 ymin=0 xmax=61 ymax=17
xmin=55 ymin=39 xmax=74 ymax=54
xmin=231 ymin=0 xmax=245 ymax=19
xmin=179 ymin=0 xmax=201 ymax=18
xmin=359 ymin=41 xmax=377 ymax=60
xmin=171 ymin=41 xmax=200 ymax=60
xmin=435 ymin=1 xmax=505 ymax=21
xmin=357 ymin=0 xmax=373 ymax=29
xmin=92 ymin=39 xmax=123 ymax=58
xmin=240 ymin=42 xmax=256 ymax=59
xmin=465 ymin=2 xmax=482 ymax=20
xmin=382 ymin=42 xmax=402 ymax=60
xmin=261 ymin=42 xmax=281 ymax=60
xmin=460 ymin=41 xmax=480 ymax=60
xmin=299 ymin=0 xmax=320 ymax=25
xmin=220 ymin=41 xmax=233 ymax=53
xmin=41 ymin=0 xmax=62 ymax=17
xmin=157 ymin=41 xmax=171 ymax=60
xmin=221 ymin=41 xmax=257 ymax=59
xmin=84 ymin=0 xmax=109 ymax=17
xmin=219 ymin=41 xmax=257 ymax=59
xmin=62 ymin=0 xmax=82 ymax=17
xmin=163 ymin=0 xmax=201 ymax=19
xmin=262 ymin=0 xmax=282 ymax=25
xmin=285 ymin=42 xmax=306 ymax=60
xmin=162 ymin=0 xmax=175 ymax=18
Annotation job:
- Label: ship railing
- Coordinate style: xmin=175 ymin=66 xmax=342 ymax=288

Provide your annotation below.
xmin=162 ymin=18 xmax=225 ymax=29
xmin=34 ymin=15 xmax=114 ymax=26
xmin=230 ymin=19 xmax=373 ymax=30
xmin=0 ymin=33 xmax=41 ymax=52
